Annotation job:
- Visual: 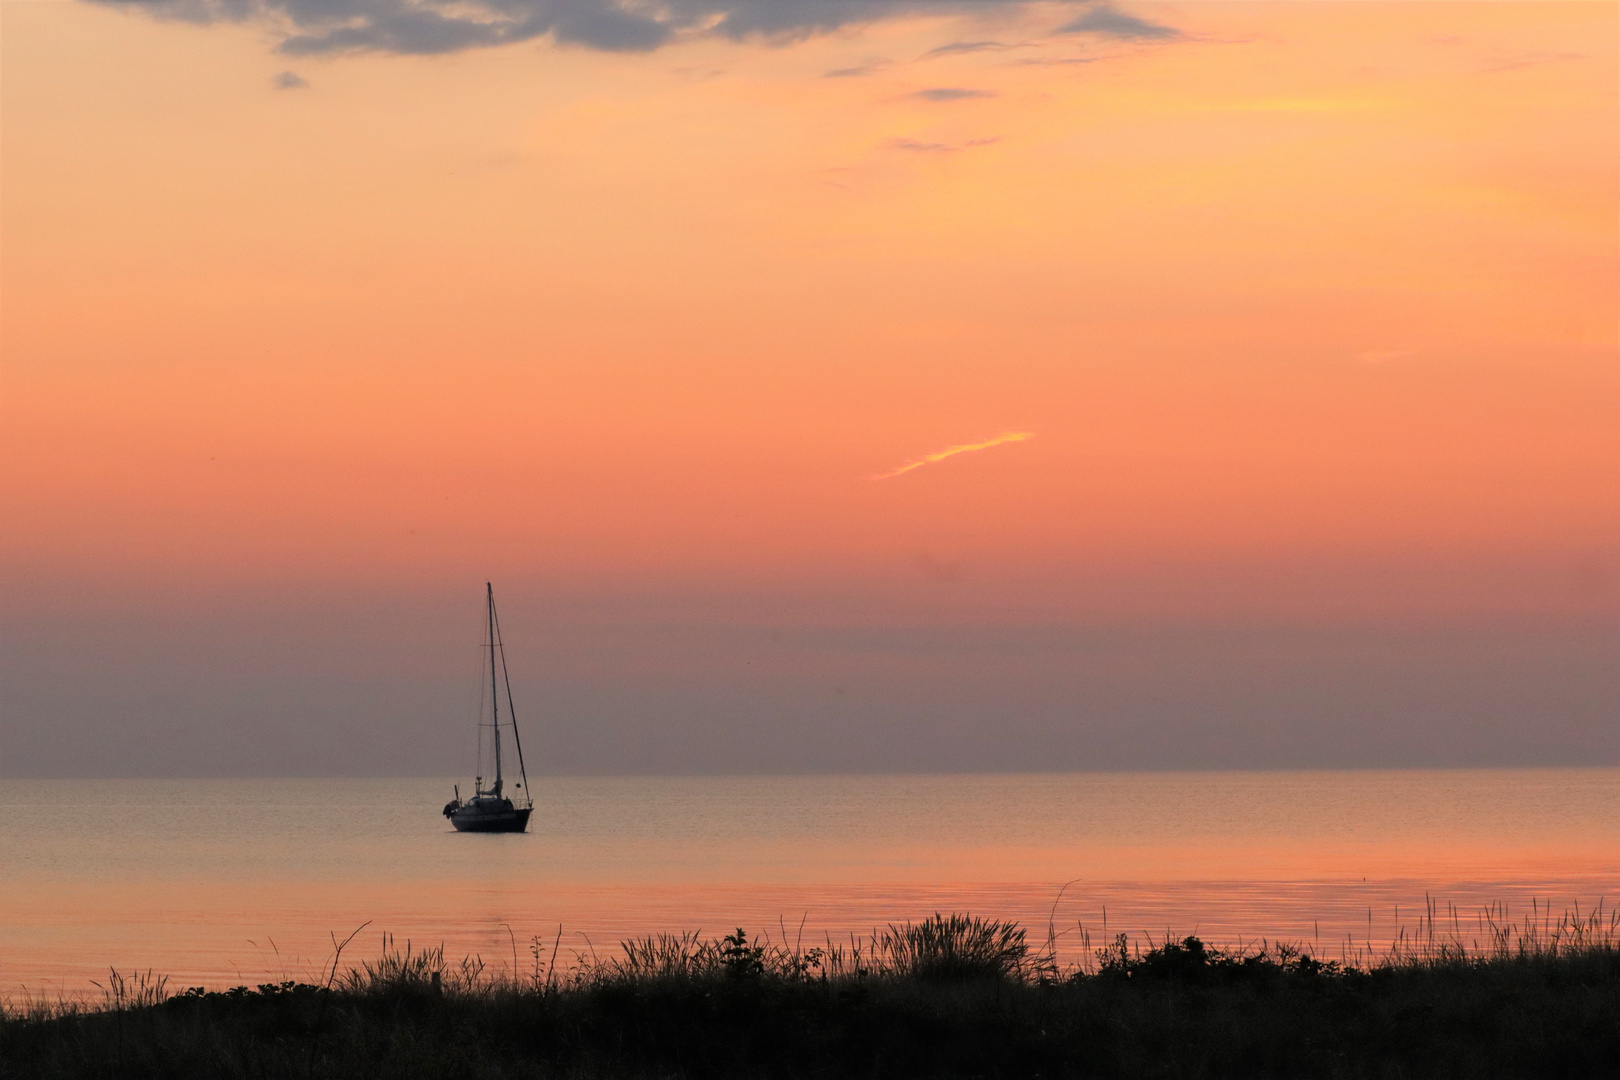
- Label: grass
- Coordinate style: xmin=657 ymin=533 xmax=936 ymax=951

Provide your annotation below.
xmin=4 ymin=906 xmax=1619 ymax=1078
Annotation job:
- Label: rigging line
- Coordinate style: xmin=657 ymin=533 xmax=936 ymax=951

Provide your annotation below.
xmin=459 ymin=631 xmax=486 ymax=790
xmin=491 ymin=595 xmax=533 ymax=805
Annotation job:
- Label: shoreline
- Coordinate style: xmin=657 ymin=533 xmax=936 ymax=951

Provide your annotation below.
xmin=9 ymin=877 xmax=1619 ymax=997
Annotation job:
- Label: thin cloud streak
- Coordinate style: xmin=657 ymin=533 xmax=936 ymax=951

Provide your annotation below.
xmin=872 ymin=431 xmax=1035 ymax=479
xmin=920 ymin=40 xmax=1009 ymax=59
xmin=909 ymin=87 xmax=997 ymax=101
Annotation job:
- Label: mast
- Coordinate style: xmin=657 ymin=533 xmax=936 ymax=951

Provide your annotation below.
xmin=491 ymin=594 xmax=532 ymax=807
xmin=488 ymin=581 xmax=503 ymax=796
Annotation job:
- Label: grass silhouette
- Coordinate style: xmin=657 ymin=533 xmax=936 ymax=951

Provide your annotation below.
xmin=5 ymin=906 xmax=1619 ymax=1078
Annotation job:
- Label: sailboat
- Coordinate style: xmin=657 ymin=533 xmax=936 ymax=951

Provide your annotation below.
xmin=442 ymin=583 xmax=534 ymax=833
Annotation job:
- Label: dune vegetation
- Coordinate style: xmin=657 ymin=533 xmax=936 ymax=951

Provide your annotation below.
xmin=5 ymin=907 xmax=1619 ymax=1078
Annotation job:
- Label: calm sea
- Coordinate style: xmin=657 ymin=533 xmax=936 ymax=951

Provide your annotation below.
xmin=3 ymin=770 xmax=1617 ymax=995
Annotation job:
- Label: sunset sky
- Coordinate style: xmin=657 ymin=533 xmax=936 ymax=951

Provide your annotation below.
xmin=2 ymin=1 xmax=1616 ymax=777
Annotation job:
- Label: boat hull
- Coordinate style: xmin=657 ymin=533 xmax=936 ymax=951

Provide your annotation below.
xmin=449 ymin=806 xmax=532 ymax=833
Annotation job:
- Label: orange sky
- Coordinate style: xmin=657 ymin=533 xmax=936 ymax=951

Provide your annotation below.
xmin=1 ymin=2 xmax=1615 ymax=774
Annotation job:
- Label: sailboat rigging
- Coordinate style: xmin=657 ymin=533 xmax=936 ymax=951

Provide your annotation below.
xmin=442 ymin=583 xmax=534 ymax=833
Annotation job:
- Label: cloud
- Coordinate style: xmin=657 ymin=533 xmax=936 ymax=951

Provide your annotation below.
xmin=1478 ymin=51 xmax=1582 ymax=74
xmin=1011 ymin=55 xmax=1105 ymax=67
xmin=921 ymin=40 xmax=1007 ymax=58
xmin=883 ymin=135 xmax=1000 ymax=152
xmin=97 ymin=1 xmax=1098 ymax=58
xmin=908 ymin=87 xmax=997 ymax=101
xmin=872 ymin=431 xmax=1035 ymax=479
xmin=272 ymin=2 xmax=675 ymax=55
xmin=1057 ymin=3 xmax=1180 ymax=41
xmin=824 ymin=63 xmax=886 ymax=78
xmin=272 ymin=70 xmax=310 ymax=89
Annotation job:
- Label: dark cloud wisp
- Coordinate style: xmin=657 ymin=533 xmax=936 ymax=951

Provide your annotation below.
xmin=824 ymin=63 xmax=887 ymax=78
xmin=94 ymin=0 xmax=1182 ymax=58
xmin=920 ymin=40 xmax=1009 ymax=58
xmin=1057 ymin=3 xmax=1180 ymax=41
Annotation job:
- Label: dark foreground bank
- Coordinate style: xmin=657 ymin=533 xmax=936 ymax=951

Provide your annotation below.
xmin=5 ymin=914 xmax=1619 ymax=1079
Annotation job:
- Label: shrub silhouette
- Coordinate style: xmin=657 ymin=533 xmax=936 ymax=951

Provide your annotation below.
xmin=879 ymin=913 xmax=1030 ymax=981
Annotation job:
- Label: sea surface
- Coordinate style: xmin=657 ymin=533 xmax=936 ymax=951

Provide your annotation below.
xmin=3 ymin=770 xmax=1618 ymax=995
